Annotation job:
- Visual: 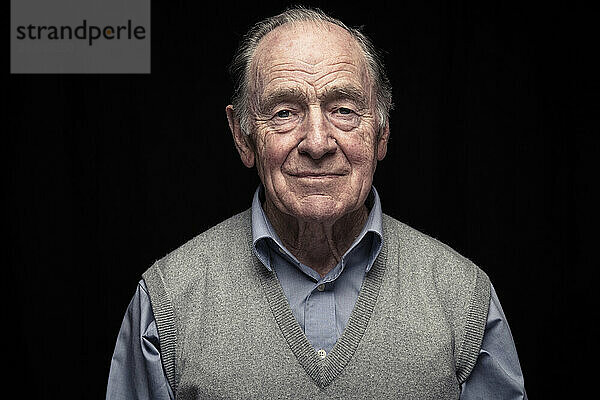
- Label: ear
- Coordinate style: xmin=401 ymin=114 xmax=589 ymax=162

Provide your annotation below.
xmin=376 ymin=120 xmax=390 ymax=161
xmin=226 ymin=105 xmax=255 ymax=168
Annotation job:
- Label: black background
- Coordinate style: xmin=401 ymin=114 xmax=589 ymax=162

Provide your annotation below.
xmin=8 ymin=1 xmax=597 ymax=398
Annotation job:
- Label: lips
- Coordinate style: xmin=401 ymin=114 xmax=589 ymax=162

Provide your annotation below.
xmin=289 ymin=171 xmax=346 ymax=178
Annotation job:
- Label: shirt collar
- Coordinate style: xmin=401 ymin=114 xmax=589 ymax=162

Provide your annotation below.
xmin=251 ymin=185 xmax=383 ymax=273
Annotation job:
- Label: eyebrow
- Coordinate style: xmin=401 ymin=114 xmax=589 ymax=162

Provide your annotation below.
xmin=257 ymin=84 xmax=370 ymax=114
xmin=318 ymin=85 xmax=370 ymax=110
xmin=258 ymin=87 xmax=310 ymax=114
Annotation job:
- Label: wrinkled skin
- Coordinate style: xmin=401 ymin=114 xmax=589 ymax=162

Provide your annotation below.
xmin=226 ymin=21 xmax=389 ymax=276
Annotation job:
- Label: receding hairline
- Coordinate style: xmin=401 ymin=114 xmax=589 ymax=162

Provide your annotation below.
xmin=248 ymin=20 xmax=375 ymax=105
xmin=253 ymin=20 xmax=366 ymax=65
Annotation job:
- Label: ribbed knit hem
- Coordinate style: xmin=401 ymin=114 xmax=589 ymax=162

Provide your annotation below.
xmin=255 ymin=222 xmax=389 ymax=388
xmin=455 ymin=267 xmax=491 ymax=383
xmin=142 ymin=263 xmax=178 ymax=391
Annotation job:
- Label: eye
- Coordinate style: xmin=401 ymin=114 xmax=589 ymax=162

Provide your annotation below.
xmin=329 ymin=106 xmax=360 ymax=131
xmin=275 ymin=109 xmax=291 ymax=118
xmin=336 ymin=107 xmax=354 ymax=115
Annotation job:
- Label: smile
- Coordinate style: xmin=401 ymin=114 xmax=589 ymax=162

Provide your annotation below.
xmin=289 ymin=172 xmax=346 ymax=178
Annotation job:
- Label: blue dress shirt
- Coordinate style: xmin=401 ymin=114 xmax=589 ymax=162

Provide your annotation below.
xmin=107 ymin=186 xmax=527 ymax=399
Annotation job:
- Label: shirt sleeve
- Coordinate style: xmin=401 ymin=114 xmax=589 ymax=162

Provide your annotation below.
xmin=460 ymin=283 xmax=528 ymax=399
xmin=106 ymin=280 xmax=174 ymax=400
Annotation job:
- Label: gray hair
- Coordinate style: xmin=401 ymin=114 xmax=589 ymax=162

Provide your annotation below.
xmin=229 ymin=6 xmax=393 ymax=136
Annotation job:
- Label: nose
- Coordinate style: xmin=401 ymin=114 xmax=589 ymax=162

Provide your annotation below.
xmin=297 ymin=106 xmax=338 ymax=159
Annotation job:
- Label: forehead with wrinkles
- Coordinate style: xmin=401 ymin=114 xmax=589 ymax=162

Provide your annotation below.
xmin=249 ymin=21 xmax=372 ymax=102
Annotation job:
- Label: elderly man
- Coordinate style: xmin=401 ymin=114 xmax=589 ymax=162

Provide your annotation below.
xmin=107 ymin=7 xmax=526 ymax=399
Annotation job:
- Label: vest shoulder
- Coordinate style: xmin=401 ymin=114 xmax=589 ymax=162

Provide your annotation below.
xmin=381 ymin=213 xmax=489 ymax=284
xmin=144 ymin=209 xmax=252 ymax=283
xmin=381 ymin=213 xmax=491 ymax=382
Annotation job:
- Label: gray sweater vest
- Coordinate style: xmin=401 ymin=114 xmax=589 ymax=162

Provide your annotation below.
xmin=143 ymin=210 xmax=490 ymax=399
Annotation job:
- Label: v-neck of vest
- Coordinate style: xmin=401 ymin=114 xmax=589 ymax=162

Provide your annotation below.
xmin=252 ymin=218 xmax=390 ymax=389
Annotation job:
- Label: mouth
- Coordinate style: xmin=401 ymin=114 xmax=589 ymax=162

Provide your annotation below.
xmin=289 ymin=172 xmax=346 ymax=178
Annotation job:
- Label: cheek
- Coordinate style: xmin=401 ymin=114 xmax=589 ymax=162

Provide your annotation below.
xmin=344 ymin=139 xmax=377 ymax=171
xmin=255 ymin=134 xmax=294 ymax=175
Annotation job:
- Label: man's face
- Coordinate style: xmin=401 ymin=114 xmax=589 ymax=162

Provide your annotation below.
xmin=232 ymin=22 xmax=388 ymax=224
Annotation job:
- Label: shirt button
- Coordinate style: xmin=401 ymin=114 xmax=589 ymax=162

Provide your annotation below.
xmin=317 ymin=349 xmax=327 ymax=359
xmin=317 ymin=284 xmax=325 ymax=292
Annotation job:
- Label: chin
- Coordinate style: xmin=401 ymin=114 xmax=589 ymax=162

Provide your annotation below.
xmin=290 ymin=196 xmax=348 ymax=224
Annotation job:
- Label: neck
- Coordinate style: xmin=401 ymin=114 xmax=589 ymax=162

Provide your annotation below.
xmin=264 ymin=200 xmax=369 ymax=278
